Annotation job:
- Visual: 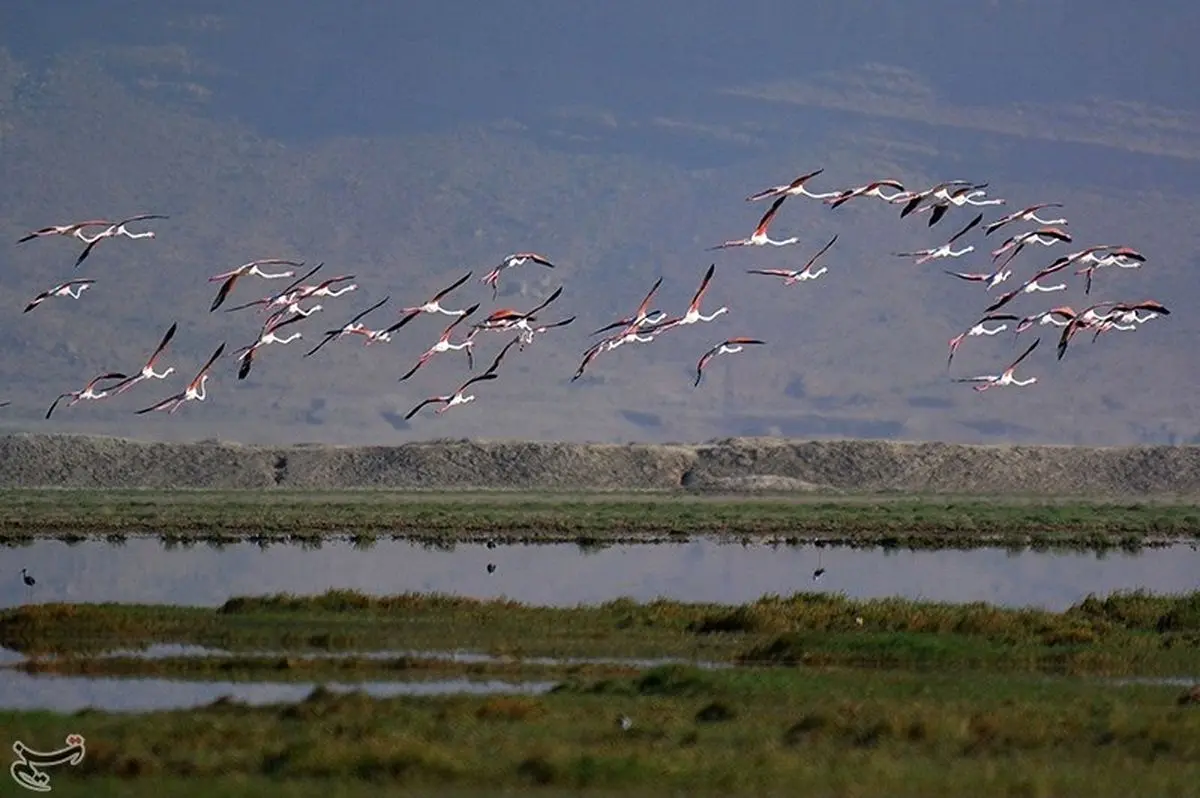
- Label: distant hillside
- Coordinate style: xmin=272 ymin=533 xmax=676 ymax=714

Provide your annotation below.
xmin=3 ymin=433 xmax=1200 ymax=496
xmin=1 ymin=41 xmax=1198 ymax=448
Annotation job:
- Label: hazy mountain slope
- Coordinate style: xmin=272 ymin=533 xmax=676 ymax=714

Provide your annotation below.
xmin=0 ymin=22 xmax=1197 ymax=446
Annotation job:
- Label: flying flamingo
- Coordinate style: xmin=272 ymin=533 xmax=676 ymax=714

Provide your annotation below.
xmin=295 ymin=274 xmax=356 ymax=299
xmin=398 ymin=304 xmax=481 ymax=381
xmin=894 ymin=180 xmax=975 ymax=217
xmin=109 ymin=322 xmax=178 ymax=395
xmin=23 ymin=279 xmax=95 ymax=312
xmin=943 ymin=267 xmax=1012 ymax=292
xmin=983 ymin=257 xmax=1074 ymax=314
xmin=136 ymin=343 xmax=226 ymax=414
xmin=471 ymin=286 xmax=564 ymax=334
xmin=1078 ymin=246 xmax=1146 ymax=267
xmin=235 ymin=314 xmax=309 ymax=380
xmin=481 ymin=253 xmax=556 ymax=300
xmin=747 ymin=235 xmax=837 ymax=285
xmin=1089 ymin=306 xmax=1165 ymax=341
xmin=208 ymin=259 xmax=304 ymax=312
xmin=74 ymin=214 xmax=168 ymax=267
xmin=694 ymin=338 xmax=766 ymax=387
xmin=572 ymin=313 xmax=667 ymax=380
xmin=402 ymin=338 xmax=519 ymax=420
xmin=745 ymin=168 xmax=840 ymax=202
xmin=45 ymin=371 xmax=129 ymax=419
xmin=1074 ymin=247 xmax=1148 ymax=294
xmin=954 ymin=338 xmax=1041 ymax=392
xmin=1013 ymin=307 xmax=1076 ymax=339
xmin=824 ymin=180 xmax=906 ymax=209
xmin=403 ymin=372 xmax=499 ymax=420
xmin=990 ymin=227 xmax=1072 ymax=268
xmin=262 ymin=300 xmax=323 ymax=331
xmin=389 ymin=272 xmax=474 ymax=331
xmin=605 ymin=325 xmax=661 ymax=351
xmin=946 ymin=314 xmax=1021 ymax=366
xmin=17 ymin=219 xmax=112 ymax=244
xmin=652 ymin=263 xmax=728 ymax=332
xmin=708 ymin=195 xmax=800 ymax=250
xmin=571 ymin=340 xmax=610 ymax=382
xmin=223 ymin=263 xmax=324 ymax=312
xmin=984 ymin=203 xmax=1067 ymax=236
xmin=591 ymin=277 xmax=665 ymax=336
xmin=1057 ymin=301 xmax=1170 ymax=360
xmin=955 ymin=336 xmax=1041 ymax=388
xmin=916 ymin=184 xmax=1003 ymax=226
xmin=518 ymin=316 xmax=576 ymax=349
xmin=304 ymin=296 xmax=391 ymax=358
xmin=893 ymin=213 xmax=982 ymax=264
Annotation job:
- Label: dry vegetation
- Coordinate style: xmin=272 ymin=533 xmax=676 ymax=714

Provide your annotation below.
xmin=3 ymin=432 xmax=1200 ymax=494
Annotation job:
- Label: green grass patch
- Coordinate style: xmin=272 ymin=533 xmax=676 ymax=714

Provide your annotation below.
xmin=0 ymin=489 xmax=1198 ymax=549
xmin=4 ymin=666 xmax=1200 ymax=797
xmin=4 ymin=589 xmax=1200 ymax=676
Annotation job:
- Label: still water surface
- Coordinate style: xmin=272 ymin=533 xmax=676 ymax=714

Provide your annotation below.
xmin=0 ymin=670 xmax=556 ymax=713
xmin=4 ymin=538 xmax=1198 ymax=611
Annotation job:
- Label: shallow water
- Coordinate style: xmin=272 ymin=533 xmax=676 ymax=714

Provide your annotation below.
xmin=0 ymin=669 xmax=556 ymax=713
xmin=1 ymin=643 xmax=729 ymax=670
xmin=4 ymin=538 xmax=1198 ymax=611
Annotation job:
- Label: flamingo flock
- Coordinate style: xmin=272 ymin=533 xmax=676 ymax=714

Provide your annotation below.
xmin=6 ymin=161 xmax=1171 ymax=426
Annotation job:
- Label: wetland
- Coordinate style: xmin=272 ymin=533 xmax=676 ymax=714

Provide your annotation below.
xmin=3 ymin=590 xmax=1200 ymax=796
xmin=3 ymin=485 xmax=1200 ymax=796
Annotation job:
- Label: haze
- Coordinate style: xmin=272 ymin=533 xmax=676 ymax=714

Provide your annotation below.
xmin=2 ymin=1 xmax=1198 ymax=445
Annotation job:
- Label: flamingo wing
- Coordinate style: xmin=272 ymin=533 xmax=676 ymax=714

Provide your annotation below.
xmin=147 ymin=322 xmax=178 ymax=364
xmin=433 ymin=271 xmax=473 ymax=301
xmin=404 ymin=397 xmax=445 ymax=421
xmin=753 ymin=195 xmax=787 ymax=236
xmin=946 ymin=212 xmax=983 ymax=245
xmin=210 ymin=275 xmax=240 ymax=312
xmin=523 ymin=286 xmax=564 ymax=318
xmin=135 ymin=391 xmax=185 ymax=414
xmin=689 ymin=264 xmax=716 ymax=309
xmin=1007 ymin=337 xmax=1040 ymax=370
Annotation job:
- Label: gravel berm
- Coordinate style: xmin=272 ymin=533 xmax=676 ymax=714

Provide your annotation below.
xmin=3 ymin=433 xmax=1200 ymax=495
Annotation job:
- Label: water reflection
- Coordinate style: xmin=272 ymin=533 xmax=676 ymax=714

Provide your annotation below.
xmin=0 ymin=644 xmax=728 ymax=670
xmin=0 ymin=670 xmax=556 ymax=713
xmin=3 ymin=538 xmax=1198 ymax=611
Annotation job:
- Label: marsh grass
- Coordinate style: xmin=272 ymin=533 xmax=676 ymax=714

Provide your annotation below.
xmin=4 ymin=589 xmax=1200 ymax=676
xmin=4 ymin=666 xmax=1200 ymax=796
xmin=1 ymin=489 xmax=1198 ymax=548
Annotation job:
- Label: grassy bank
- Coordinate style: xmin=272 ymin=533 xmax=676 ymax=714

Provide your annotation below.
xmin=5 ymin=589 xmax=1200 ymax=676
xmin=4 ymin=666 xmax=1200 ymax=797
xmin=1 ymin=489 xmax=1198 ymax=548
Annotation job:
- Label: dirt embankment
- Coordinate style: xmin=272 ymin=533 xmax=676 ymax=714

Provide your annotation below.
xmin=3 ymin=433 xmax=1200 ymax=495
